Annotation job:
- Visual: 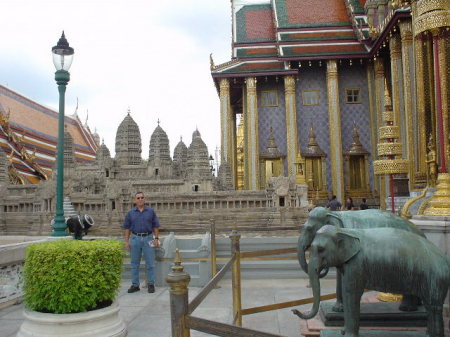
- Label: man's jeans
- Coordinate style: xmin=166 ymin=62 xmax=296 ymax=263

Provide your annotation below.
xmin=130 ymin=234 xmax=155 ymax=286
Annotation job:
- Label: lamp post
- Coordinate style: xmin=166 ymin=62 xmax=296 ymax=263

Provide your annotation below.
xmin=51 ymin=31 xmax=74 ymax=236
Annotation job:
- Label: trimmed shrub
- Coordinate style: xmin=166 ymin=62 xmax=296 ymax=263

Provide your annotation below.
xmin=23 ymin=239 xmax=124 ymax=314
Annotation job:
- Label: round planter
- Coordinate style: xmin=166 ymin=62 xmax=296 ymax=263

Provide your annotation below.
xmin=16 ymin=301 xmax=126 ymax=337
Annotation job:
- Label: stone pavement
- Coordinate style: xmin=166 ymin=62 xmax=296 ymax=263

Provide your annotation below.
xmin=0 ymin=277 xmax=336 ymax=337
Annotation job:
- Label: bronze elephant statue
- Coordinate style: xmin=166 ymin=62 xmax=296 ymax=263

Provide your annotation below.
xmin=293 ymin=225 xmax=450 ymax=337
xmin=298 ymin=206 xmax=425 ymax=312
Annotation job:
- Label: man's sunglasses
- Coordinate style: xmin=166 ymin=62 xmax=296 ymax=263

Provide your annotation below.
xmin=136 ymin=197 xmax=145 ymax=200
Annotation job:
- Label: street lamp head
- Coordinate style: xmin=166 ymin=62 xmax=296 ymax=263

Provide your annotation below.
xmin=52 ymin=31 xmax=74 ymax=71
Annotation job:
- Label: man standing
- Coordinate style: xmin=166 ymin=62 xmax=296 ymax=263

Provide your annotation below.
xmin=123 ymin=192 xmax=160 ymax=293
xmin=326 ymin=195 xmax=342 ymax=211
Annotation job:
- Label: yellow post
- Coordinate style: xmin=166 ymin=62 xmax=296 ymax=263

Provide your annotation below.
xmin=210 ymin=218 xmax=217 ymax=277
xmin=166 ymin=249 xmax=191 ymax=337
xmin=230 ymin=230 xmax=242 ymax=326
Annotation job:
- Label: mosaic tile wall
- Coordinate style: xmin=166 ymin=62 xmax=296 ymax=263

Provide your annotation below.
xmin=258 ymin=79 xmax=288 ymax=175
xmin=338 ymin=63 xmax=374 ymax=191
xmin=255 ymin=64 xmax=374 ymax=193
xmin=296 ymin=66 xmax=332 ymax=191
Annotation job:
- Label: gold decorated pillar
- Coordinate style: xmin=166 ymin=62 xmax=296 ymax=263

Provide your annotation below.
xmin=374 ymin=58 xmax=387 ymax=209
xmin=219 ymin=78 xmax=236 ymax=186
xmin=437 ymin=32 xmax=448 ymax=166
xmin=413 ymin=34 xmax=428 ymax=182
xmin=245 ymin=77 xmax=259 ymax=190
xmin=326 ymin=60 xmax=344 ymax=201
xmin=389 ymin=33 xmax=403 ymax=128
xmin=399 ymin=20 xmax=416 ymax=189
xmin=284 ymin=75 xmax=300 ymax=178
xmin=412 ymin=0 xmax=450 ymax=215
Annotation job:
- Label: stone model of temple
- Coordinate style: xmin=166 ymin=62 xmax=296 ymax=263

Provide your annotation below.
xmin=0 ymin=89 xmax=308 ymax=235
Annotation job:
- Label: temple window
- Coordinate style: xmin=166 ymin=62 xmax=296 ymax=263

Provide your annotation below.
xmin=261 ymin=91 xmax=278 ymax=107
xmin=302 ymin=90 xmax=319 ymax=105
xmin=345 ymin=88 xmax=361 ymax=103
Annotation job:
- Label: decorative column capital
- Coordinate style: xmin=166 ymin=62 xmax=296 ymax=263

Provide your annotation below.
xmin=399 ymin=20 xmax=413 ymax=43
xmin=374 ymin=58 xmax=385 ymax=79
xmin=413 ymin=0 xmax=450 ymax=35
xmin=246 ymin=77 xmax=257 ymax=93
xmin=389 ymin=34 xmax=402 ymax=61
xmin=327 ymin=60 xmax=338 ymax=76
xmin=219 ymin=78 xmax=230 ymax=93
xmin=284 ymin=75 xmax=296 ymax=94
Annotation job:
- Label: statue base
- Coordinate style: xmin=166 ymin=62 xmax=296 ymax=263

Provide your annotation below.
xmin=320 ymin=330 xmax=425 ymax=337
xmin=320 ymin=302 xmax=427 ymax=327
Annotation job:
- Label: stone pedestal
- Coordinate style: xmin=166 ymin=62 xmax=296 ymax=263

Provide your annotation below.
xmin=319 ymin=302 xmax=427 ymax=327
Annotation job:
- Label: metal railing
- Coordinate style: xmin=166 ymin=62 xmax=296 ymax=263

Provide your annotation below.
xmin=166 ymin=227 xmax=337 ymax=337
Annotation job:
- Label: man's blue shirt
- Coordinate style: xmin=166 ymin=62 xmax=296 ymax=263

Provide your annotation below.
xmin=123 ymin=206 xmax=160 ymax=233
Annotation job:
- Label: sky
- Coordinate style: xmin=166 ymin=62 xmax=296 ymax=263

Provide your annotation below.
xmin=0 ymin=0 xmax=259 ymax=162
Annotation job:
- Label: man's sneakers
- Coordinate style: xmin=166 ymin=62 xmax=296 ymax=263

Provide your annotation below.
xmin=127 ymin=285 xmax=140 ymax=293
xmin=127 ymin=284 xmax=155 ymax=293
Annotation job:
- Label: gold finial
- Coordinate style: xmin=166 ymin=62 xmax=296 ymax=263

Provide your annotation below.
xmin=170 ymin=249 xmax=185 ymax=273
xmin=174 ymin=249 xmax=181 ymax=264
xmin=8 ymin=150 xmax=14 ymax=163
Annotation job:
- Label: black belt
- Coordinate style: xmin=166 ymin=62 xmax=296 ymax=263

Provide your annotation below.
xmin=132 ymin=232 xmax=151 ymax=236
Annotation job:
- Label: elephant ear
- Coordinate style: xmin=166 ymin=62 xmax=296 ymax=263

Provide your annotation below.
xmin=336 ymin=230 xmax=360 ymax=263
xmin=327 ymin=212 xmax=344 ymax=228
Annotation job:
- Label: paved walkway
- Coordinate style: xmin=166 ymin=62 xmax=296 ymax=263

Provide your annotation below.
xmin=0 ymin=277 xmax=336 ymax=337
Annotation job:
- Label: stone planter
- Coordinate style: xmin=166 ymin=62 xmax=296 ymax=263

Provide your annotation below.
xmin=16 ymin=301 xmax=126 ymax=337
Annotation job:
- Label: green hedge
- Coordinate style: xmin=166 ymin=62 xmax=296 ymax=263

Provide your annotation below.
xmin=23 ymin=239 xmax=124 ymax=314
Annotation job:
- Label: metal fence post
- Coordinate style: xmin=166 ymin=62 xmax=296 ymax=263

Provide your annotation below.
xmin=230 ymin=229 xmax=242 ymax=326
xmin=166 ymin=249 xmax=191 ymax=337
xmin=210 ymin=218 xmax=217 ymax=277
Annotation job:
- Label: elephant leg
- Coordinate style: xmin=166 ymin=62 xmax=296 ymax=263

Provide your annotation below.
xmin=424 ymin=304 xmax=444 ymax=337
xmin=399 ymin=294 xmax=419 ymax=312
xmin=342 ymin=280 xmax=364 ymax=337
xmin=332 ymin=271 xmax=344 ymax=312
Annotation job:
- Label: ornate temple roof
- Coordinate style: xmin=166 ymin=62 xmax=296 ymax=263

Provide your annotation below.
xmin=345 ymin=124 xmax=369 ymax=155
xmin=302 ymin=125 xmax=326 ymax=157
xmin=173 ymin=137 xmax=188 ymax=163
xmin=211 ymin=0 xmax=385 ymax=78
xmin=187 ymin=129 xmax=211 ymax=180
xmin=149 ymin=123 xmax=171 ymax=163
xmin=115 ymin=110 xmax=142 ymax=165
xmin=96 ymin=139 xmax=111 ymax=161
xmin=0 ymin=85 xmax=97 ymax=184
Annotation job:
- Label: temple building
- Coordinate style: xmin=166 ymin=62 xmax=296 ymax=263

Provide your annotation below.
xmin=0 ymin=85 xmax=98 ymax=183
xmin=211 ymin=0 xmax=450 ymax=212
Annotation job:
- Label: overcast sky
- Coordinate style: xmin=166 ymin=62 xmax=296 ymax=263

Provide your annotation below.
xmin=0 ymin=0 xmax=256 ymax=161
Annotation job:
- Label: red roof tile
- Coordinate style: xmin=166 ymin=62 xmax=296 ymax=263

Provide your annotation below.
xmin=285 ymin=0 xmax=349 ymax=25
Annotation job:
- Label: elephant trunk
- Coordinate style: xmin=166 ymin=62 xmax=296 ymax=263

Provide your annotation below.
xmin=292 ymin=259 xmax=321 ymax=320
xmin=298 ymin=232 xmax=313 ymax=274
xmin=298 ymin=235 xmax=329 ymax=278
